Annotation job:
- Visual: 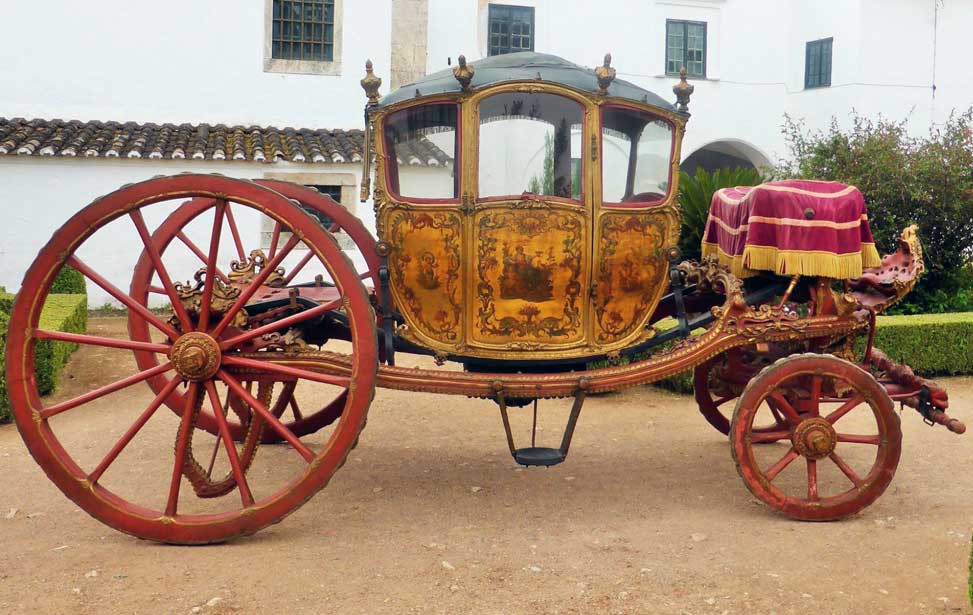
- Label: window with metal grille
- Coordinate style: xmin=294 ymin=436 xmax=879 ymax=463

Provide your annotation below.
xmin=272 ymin=0 xmax=335 ymax=62
xmin=805 ymin=37 xmax=833 ymax=89
xmin=666 ymin=19 xmax=706 ymax=77
xmin=488 ymin=4 xmax=535 ymax=56
xmin=261 ymin=184 xmax=344 ymax=251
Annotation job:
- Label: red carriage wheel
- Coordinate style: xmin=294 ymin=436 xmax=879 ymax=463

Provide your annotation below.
xmin=128 ymin=180 xmax=377 ymax=442
xmin=729 ymin=354 xmax=901 ymax=521
xmin=694 ymin=349 xmax=788 ymax=436
xmin=6 ymin=174 xmax=377 ymax=543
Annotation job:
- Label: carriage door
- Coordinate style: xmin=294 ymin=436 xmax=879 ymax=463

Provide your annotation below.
xmin=468 ymin=90 xmax=592 ymax=355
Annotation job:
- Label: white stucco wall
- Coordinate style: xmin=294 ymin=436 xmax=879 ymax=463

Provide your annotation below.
xmin=0 ymin=158 xmax=375 ymax=306
xmin=426 ymin=0 xmax=973 ymax=165
xmin=0 ymin=0 xmax=391 ymax=129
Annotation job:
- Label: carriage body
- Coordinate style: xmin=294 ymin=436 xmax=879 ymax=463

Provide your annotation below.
xmin=367 ymin=53 xmax=684 ymax=361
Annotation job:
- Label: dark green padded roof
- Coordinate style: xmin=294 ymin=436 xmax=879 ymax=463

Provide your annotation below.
xmin=378 ymin=52 xmax=676 ymax=112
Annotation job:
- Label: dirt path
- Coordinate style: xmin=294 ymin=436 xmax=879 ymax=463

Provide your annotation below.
xmin=1 ymin=317 xmax=971 ymax=614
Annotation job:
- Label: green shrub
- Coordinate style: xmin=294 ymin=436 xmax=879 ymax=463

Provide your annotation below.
xmin=34 ymin=294 xmax=88 ymax=395
xmin=863 ymin=312 xmax=973 ymax=376
xmin=777 ymin=110 xmax=973 ymax=314
xmin=678 ymin=167 xmax=765 ymax=262
xmin=50 ymin=265 xmax=87 ymax=295
xmin=0 ymin=291 xmax=13 ymax=315
xmin=0 ymin=293 xmax=88 ymax=423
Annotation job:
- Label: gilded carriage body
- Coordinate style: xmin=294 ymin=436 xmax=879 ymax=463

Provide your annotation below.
xmin=367 ymin=53 xmax=685 ymax=360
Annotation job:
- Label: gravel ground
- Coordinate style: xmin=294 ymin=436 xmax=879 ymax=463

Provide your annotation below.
xmin=1 ymin=316 xmax=971 ymax=615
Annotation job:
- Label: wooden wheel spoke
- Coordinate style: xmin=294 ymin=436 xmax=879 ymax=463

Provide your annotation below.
xmin=177 ymin=232 xmax=229 ymax=283
xmin=211 ymin=234 xmax=301 ymax=337
xmin=34 ymin=329 xmax=169 ymax=354
xmin=197 ymin=201 xmax=226 ymax=331
xmin=764 ymin=447 xmax=799 ymax=482
xmin=203 ymin=382 xmax=254 ymax=507
xmin=807 ymin=459 xmax=819 ymax=501
xmin=824 ymin=394 xmax=865 ymax=425
xmin=219 ymin=298 xmax=342 ymax=350
xmin=289 ymin=397 xmax=304 ymax=420
xmin=713 ymin=394 xmax=735 ymax=407
xmin=767 ymin=403 xmax=787 ymax=427
xmin=130 ymin=210 xmax=193 ymax=331
xmin=223 ymin=203 xmax=247 ymax=261
xmin=221 ymin=356 xmax=350 ymax=388
xmin=68 ymin=255 xmax=180 ymax=340
xmin=768 ymin=393 xmax=802 ymax=424
xmin=166 ymin=382 xmax=199 ymax=517
xmin=749 ymin=429 xmax=791 ymax=444
xmin=829 ymin=451 xmax=864 ymax=488
xmin=219 ymin=371 xmax=316 ymax=463
xmin=88 ymin=377 xmax=181 ymax=484
xmin=41 ymin=362 xmax=174 ymax=419
xmin=268 ymin=222 xmax=282 ymax=259
xmin=837 ymin=433 xmax=881 ymax=445
xmin=282 ymin=251 xmax=316 ymax=285
xmin=808 ymin=375 xmax=823 ymax=416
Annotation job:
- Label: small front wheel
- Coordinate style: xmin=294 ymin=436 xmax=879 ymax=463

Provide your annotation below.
xmin=730 ymin=353 xmax=901 ymax=521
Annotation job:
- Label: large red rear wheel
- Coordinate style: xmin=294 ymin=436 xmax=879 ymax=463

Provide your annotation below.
xmin=6 ymin=174 xmax=377 ymax=544
xmin=128 ymin=180 xmax=377 ymax=442
xmin=730 ymin=354 xmax=901 ymax=521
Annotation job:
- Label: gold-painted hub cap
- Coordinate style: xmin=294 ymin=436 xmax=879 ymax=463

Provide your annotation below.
xmin=792 ymin=417 xmax=837 ymax=460
xmin=170 ymin=332 xmax=222 ymax=381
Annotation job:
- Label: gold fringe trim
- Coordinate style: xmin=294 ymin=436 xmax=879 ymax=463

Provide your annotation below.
xmin=702 ymin=241 xmax=883 ymax=279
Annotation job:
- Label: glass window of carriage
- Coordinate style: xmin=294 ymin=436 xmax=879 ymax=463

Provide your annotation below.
xmin=478 ymin=92 xmax=585 ymax=201
xmin=601 ymin=107 xmax=674 ymax=205
xmin=383 ymin=103 xmax=458 ymax=201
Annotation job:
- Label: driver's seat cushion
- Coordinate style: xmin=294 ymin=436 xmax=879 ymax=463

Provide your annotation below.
xmin=701 ymin=180 xmax=882 ymax=279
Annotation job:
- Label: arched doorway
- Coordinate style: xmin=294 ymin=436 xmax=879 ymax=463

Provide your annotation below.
xmin=681 ymin=139 xmax=772 ymax=175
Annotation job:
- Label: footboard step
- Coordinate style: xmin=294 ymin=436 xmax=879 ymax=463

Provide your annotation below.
xmin=512 ymin=447 xmax=565 ymax=467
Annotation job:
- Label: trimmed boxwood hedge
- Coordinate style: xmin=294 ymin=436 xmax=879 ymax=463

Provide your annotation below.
xmin=49 ymin=265 xmax=87 ymax=295
xmin=0 ymin=293 xmax=88 ymax=423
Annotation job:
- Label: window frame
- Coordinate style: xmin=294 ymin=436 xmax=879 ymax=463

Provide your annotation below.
xmin=475 ymin=90 xmax=589 ymax=206
xmin=487 ymin=4 xmax=536 ymax=57
xmin=804 ymin=37 xmax=833 ymax=89
xmin=599 ymin=103 xmax=677 ymax=209
xmin=665 ymin=19 xmax=707 ymax=78
xmin=264 ymin=0 xmax=343 ymax=76
xmin=382 ymin=99 xmax=462 ymax=205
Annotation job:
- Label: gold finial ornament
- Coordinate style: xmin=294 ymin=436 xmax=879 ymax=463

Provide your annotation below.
xmin=673 ymin=66 xmax=694 ymax=115
xmin=595 ymin=53 xmax=616 ymax=95
xmin=361 ymin=59 xmax=382 ymax=106
xmin=453 ymin=55 xmax=475 ymax=92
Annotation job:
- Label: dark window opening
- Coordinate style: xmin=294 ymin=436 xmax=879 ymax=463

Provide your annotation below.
xmin=272 ymin=0 xmax=335 ymax=62
xmin=666 ymin=19 xmax=706 ymax=77
xmin=302 ymin=184 xmax=343 ymax=229
xmin=488 ymin=4 xmax=535 ymax=56
xmin=805 ymin=37 xmax=833 ymax=89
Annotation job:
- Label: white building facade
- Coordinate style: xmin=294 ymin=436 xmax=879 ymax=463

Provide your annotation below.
xmin=1 ymin=0 xmax=970 ymax=302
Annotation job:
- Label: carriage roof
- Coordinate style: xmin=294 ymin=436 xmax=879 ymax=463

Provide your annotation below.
xmin=377 ymin=51 xmax=677 ymax=111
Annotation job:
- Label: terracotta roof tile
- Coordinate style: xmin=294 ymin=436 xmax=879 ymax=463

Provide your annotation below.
xmin=0 ymin=117 xmax=452 ymax=167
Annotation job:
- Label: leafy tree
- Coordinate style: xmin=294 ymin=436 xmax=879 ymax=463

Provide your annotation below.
xmin=777 ymin=109 xmax=973 ymax=313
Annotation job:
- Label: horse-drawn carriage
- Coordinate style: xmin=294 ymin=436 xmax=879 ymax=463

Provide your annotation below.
xmin=5 ymin=52 xmax=964 ymax=544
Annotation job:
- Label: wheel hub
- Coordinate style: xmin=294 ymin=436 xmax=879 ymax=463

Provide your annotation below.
xmin=792 ymin=417 xmax=837 ymax=460
xmin=170 ymin=332 xmax=222 ymax=381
